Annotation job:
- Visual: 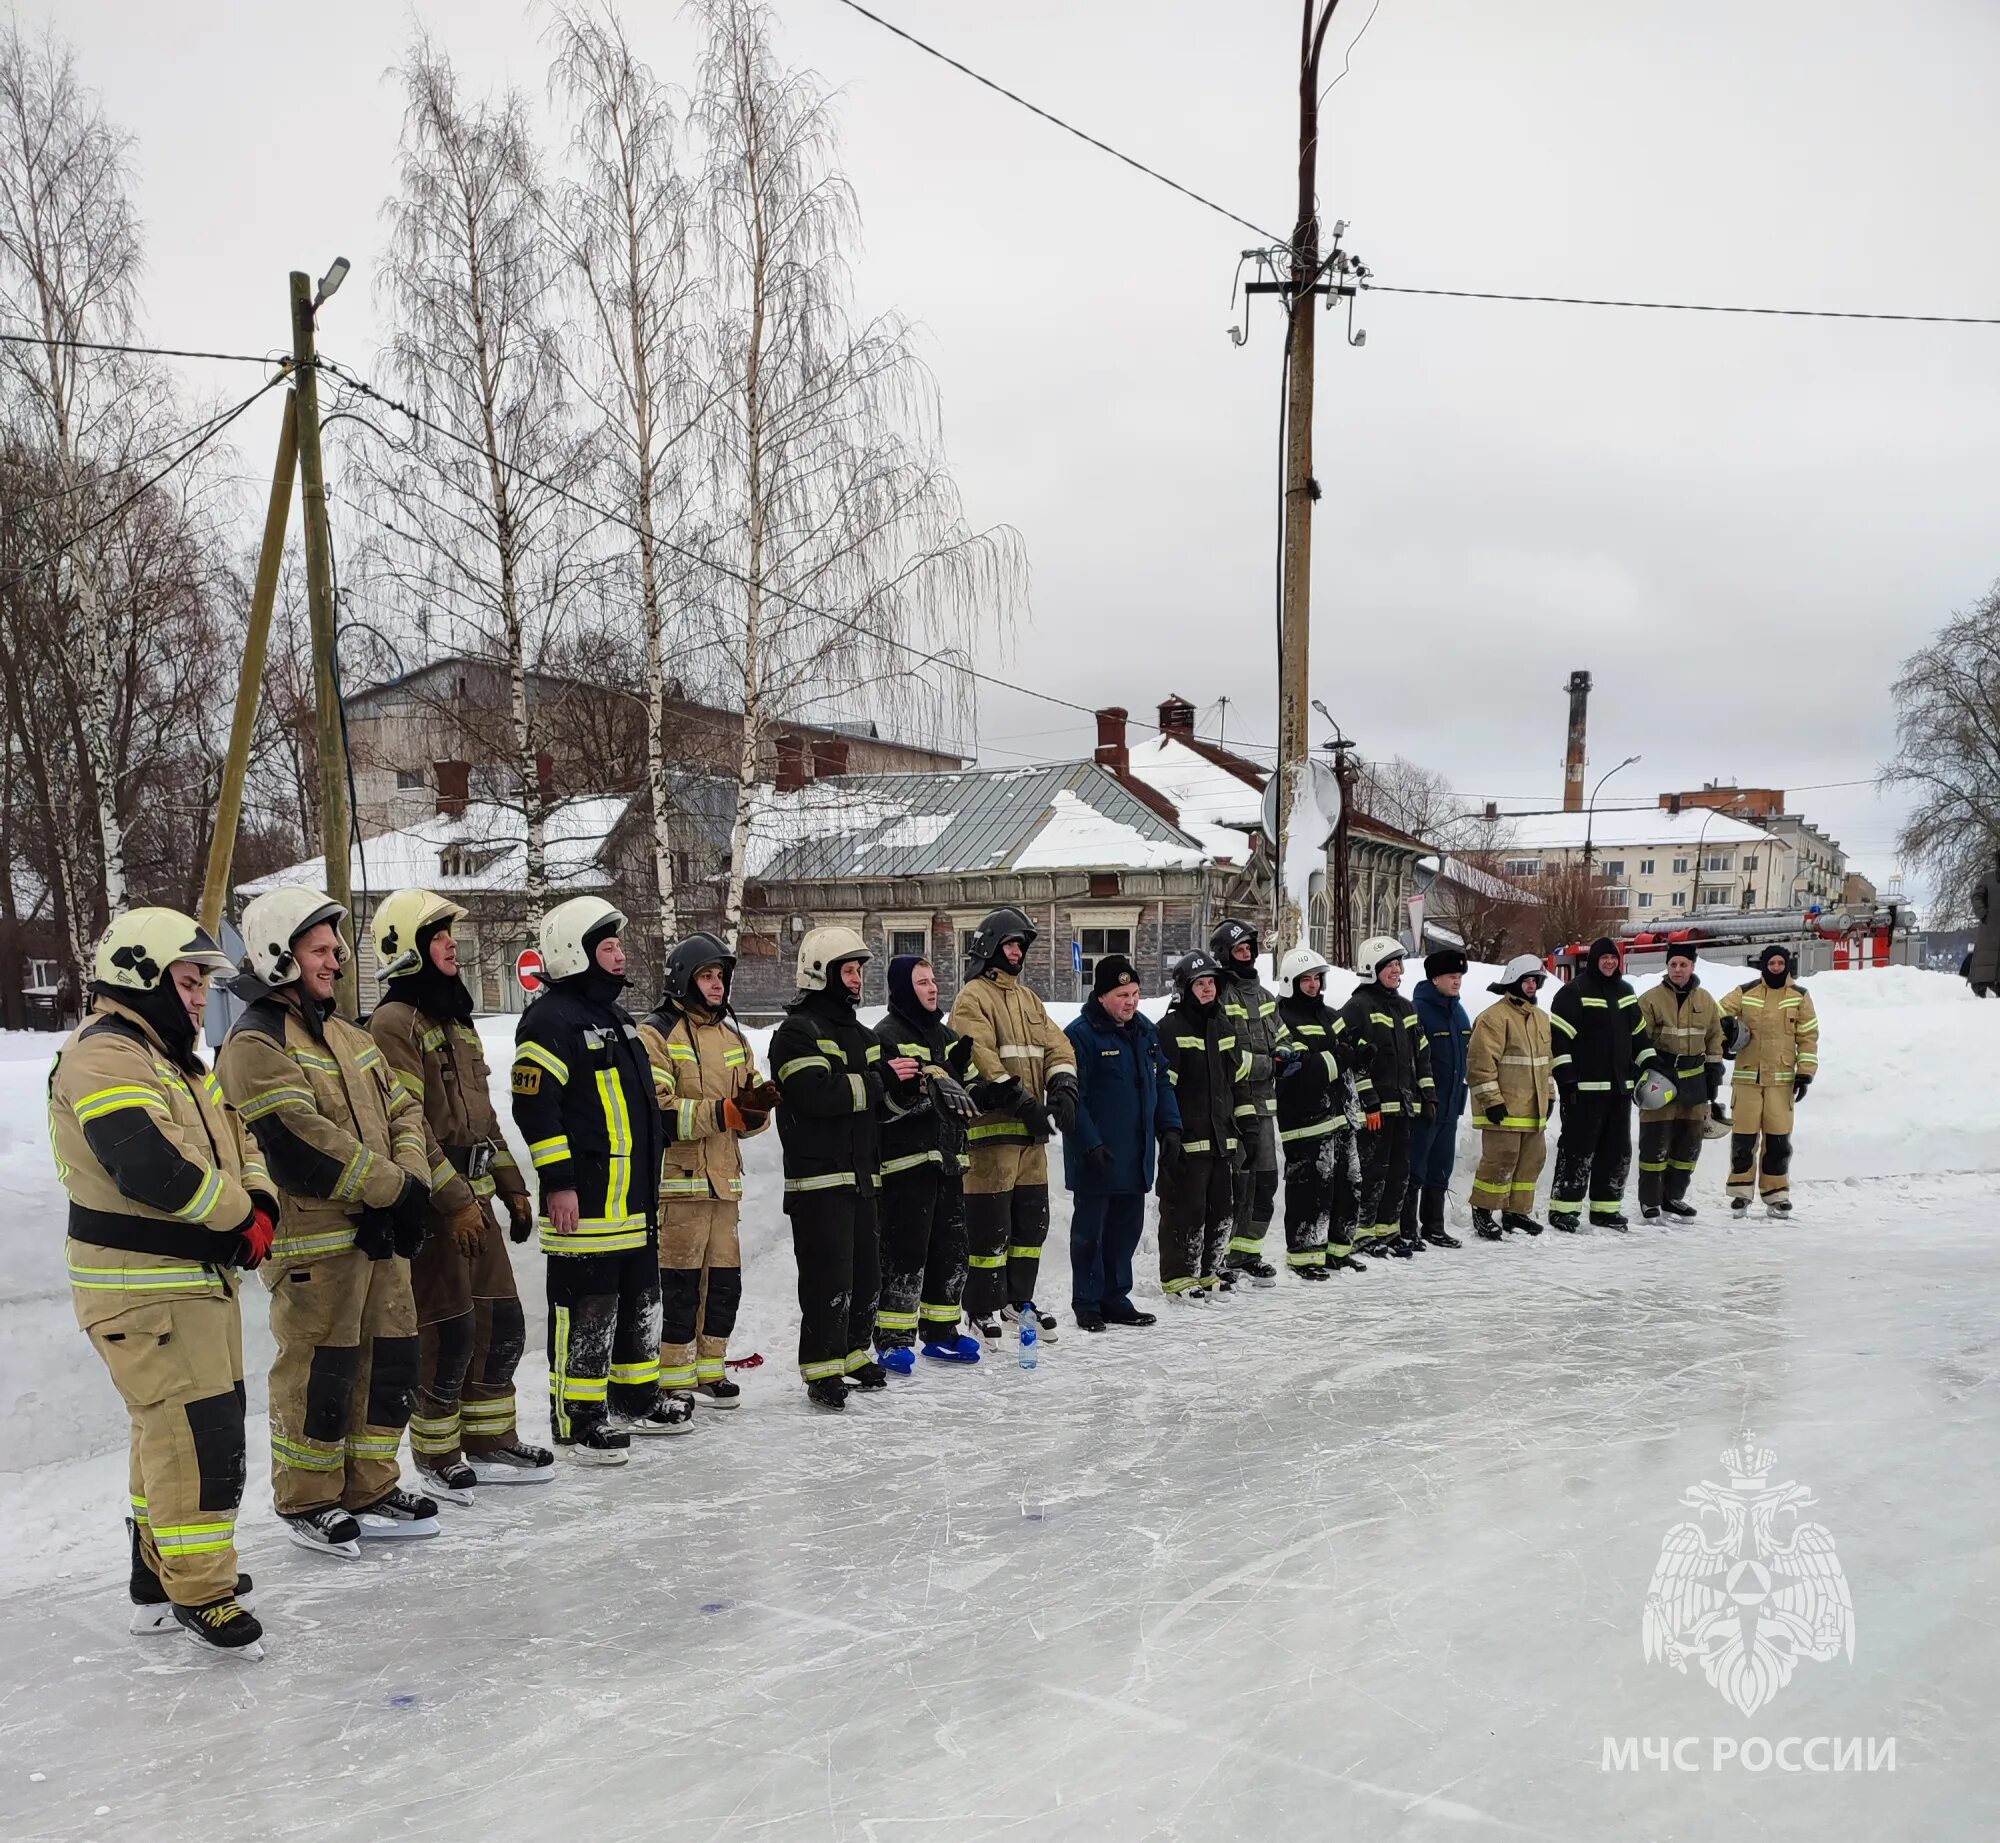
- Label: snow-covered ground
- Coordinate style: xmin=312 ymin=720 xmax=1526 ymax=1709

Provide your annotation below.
xmin=2 ymin=961 xmax=1997 ymax=1840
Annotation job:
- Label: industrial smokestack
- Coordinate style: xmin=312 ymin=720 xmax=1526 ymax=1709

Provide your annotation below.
xmin=1563 ymin=669 xmax=1592 ymax=813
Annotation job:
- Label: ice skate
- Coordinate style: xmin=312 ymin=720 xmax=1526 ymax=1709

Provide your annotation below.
xmin=1296 ymin=1261 xmax=1333 ymax=1280
xmin=1765 ymin=1195 xmax=1793 ymax=1216
xmin=970 ymin=1309 xmax=1003 ymax=1344
xmin=353 ymin=1486 xmax=441 ymax=1539
xmin=1641 ymin=1205 xmax=1662 ymax=1223
xmin=1730 ymin=1195 xmax=1753 ymax=1215
xmin=1384 ymin=1236 xmax=1415 ymax=1259
xmin=283 ymin=1506 xmax=364 ymax=1559
xmin=1230 ymin=1258 xmax=1280 ymax=1288
xmin=1662 ymin=1199 xmax=1699 ymax=1220
xmin=1002 ymin=1302 xmax=1059 ymax=1342
xmin=1600 ymin=1212 xmax=1632 ymax=1231
xmin=1423 ymin=1227 xmax=1462 ymax=1249
xmin=174 ymin=1595 xmax=265 ymax=1661
xmin=806 ymin=1378 xmax=848 ymax=1411
xmin=1472 ymin=1209 xmax=1503 ymax=1241
xmin=1502 ymin=1213 xmax=1544 ymax=1237
xmin=921 ymin=1333 xmax=983 ymax=1362
xmin=1327 ymin=1254 xmax=1368 ymax=1273
xmin=471 ymin=1440 xmax=556 ymax=1481
xmin=416 ymin=1459 xmax=477 ymax=1506
xmin=1210 ymin=1269 xmax=1238 ymax=1292
xmin=128 ymin=1519 xmax=256 ymax=1632
xmin=695 ymin=1379 xmax=744 ymax=1409
xmin=877 ymin=1346 xmax=916 ymax=1375
xmin=1359 ymin=1239 xmax=1393 ymax=1259
xmin=559 ymin=1422 xmax=632 ymax=1466
xmin=619 ymin=1394 xmax=698 ymax=1435
xmin=846 ymin=1360 xmax=889 ymax=1390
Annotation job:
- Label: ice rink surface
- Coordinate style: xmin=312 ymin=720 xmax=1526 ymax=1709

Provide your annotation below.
xmin=4 ymin=1168 xmax=1996 ymax=1842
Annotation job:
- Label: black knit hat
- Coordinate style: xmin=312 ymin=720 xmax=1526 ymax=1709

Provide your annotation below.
xmin=1091 ymin=952 xmax=1140 ymax=998
xmin=1423 ymin=948 xmax=1469 ymax=980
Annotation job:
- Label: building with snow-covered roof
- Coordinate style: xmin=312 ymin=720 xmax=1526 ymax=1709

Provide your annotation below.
xmin=1485 ymin=806 xmax=1795 ymax=921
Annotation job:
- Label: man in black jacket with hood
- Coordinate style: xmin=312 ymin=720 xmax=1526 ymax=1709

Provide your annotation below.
xmin=1548 ymin=936 xmax=1658 ymax=1231
xmin=510 ymin=897 xmax=669 ymax=1462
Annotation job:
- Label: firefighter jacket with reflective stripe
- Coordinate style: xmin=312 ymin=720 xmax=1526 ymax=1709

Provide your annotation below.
xmin=1465 ymin=994 xmax=1556 ymax=1130
xmin=1638 ymin=977 xmax=1725 ymax=1097
xmin=873 ymin=1004 xmax=980 ymax=1177
xmin=1720 ymin=978 xmax=1820 ymax=1086
xmin=509 ymin=981 xmax=665 ymax=1253
xmin=949 ymin=968 xmax=1077 ymax=1150
xmin=218 ymin=991 xmax=441 ymax=1261
xmin=772 ymin=987 xmax=883 ymax=1194
xmin=1550 ymin=966 xmax=1656 ymax=1095
xmin=1217 ymin=966 xmax=1287 ymax=1120
xmin=51 ymin=996 xmax=272 ymax=1322
xmin=1274 ymin=993 xmax=1356 ymax=1143
xmin=1157 ymin=995 xmax=1250 ymax=1157
xmin=1334 ymin=981 xmax=1435 ymax=1115
xmin=638 ymin=1003 xmax=767 ymax=1202
xmin=369 ymin=1000 xmax=519 ymax=1207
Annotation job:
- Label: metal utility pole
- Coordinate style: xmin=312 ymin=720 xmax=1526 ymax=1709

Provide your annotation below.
xmin=199 ymin=387 xmax=299 ymax=936
xmin=289 ymin=264 xmax=357 ymax=1016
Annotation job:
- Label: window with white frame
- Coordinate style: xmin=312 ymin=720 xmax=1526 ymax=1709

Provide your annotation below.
xmin=1603 ymin=859 xmax=1625 ymax=880
xmin=1702 ymin=886 xmax=1730 ymax=906
xmin=1671 ymin=892 xmax=1686 ymax=908
xmin=1705 ymin=852 xmax=1732 ymax=872
xmin=1639 ymin=858 xmax=1655 ymax=876
xmin=1672 ymin=857 xmax=1689 ymax=875
xmin=1503 ymin=857 xmax=1541 ymax=878
xmin=1636 ymin=892 xmax=1654 ymax=909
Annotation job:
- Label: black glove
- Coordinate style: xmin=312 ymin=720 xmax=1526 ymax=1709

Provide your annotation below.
xmin=1721 ymin=1016 xmax=1743 ymax=1056
xmin=1791 ymin=1075 xmax=1812 ymax=1104
xmin=1484 ymin=1103 xmax=1507 ymax=1127
xmin=1084 ymin=1144 xmax=1115 ymax=1176
xmin=1046 ymin=1071 xmax=1079 ymax=1136
xmin=1419 ymin=1096 xmax=1437 ymax=1123
xmin=1708 ymin=1100 xmax=1729 ymax=1125
xmin=1158 ymin=1130 xmax=1184 ymax=1176
xmin=355 ymin=1206 xmax=397 ymax=1262
xmin=1705 ymin=1061 xmax=1726 ymax=1104
xmin=1557 ymin=1083 xmax=1578 ymax=1115
xmin=1231 ymin=1136 xmax=1254 ymax=1171
xmin=928 ymin=1070 xmax=977 ymax=1120
xmin=390 ymin=1173 xmax=430 ymax=1259
xmin=975 ymin=1075 xmax=1024 ymax=1114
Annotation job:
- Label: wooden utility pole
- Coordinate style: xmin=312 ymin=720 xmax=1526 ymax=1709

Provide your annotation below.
xmin=1272 ymin=0 xmax=1349 ymax=958
xmin=199 ymin=387 xmax=298 ymax=935
xmin=289 ymin=269 xmax=357 ymax=1016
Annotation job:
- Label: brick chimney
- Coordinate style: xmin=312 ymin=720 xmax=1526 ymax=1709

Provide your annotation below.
xmin=810 ymin=736 xmax=850 ymax=780
xmin=775 ymin=734 xmax=809 ymax=793
xmin=1094 ymin=706 xmax=1130 ymax=776
xmin=1157 ymin=694 xmax=1197 ymax=738
xmin=434 ymin=760 xmax=470 ymax=820
xmin=1483 ymin=800 xmax=1499 ymax=822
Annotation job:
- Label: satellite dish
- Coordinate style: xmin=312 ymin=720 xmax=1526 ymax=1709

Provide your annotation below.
xmin=1259 ymin=758 xmax=1343 ymax=849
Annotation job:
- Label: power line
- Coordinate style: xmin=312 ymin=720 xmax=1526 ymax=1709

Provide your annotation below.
xmin=1364 ymin=284 xmax=2000 ymax=327
xmin=0 ymin=325 xmax=287 ymax=366
xmin=821 ymin=0 xmax=1284 ymax=245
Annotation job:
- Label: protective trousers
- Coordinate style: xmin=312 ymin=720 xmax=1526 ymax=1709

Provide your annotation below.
xmin=1226 ymin=1114 xmax=1280 ymax=1268
xmin=546 ymin=1243 xmax=662 ymax=1439
xmin=787 ymin=1186 xmax=882 ymax=1381
xmin=963 ymin=1141 xmax=1050 ymax=1313
xmin=1471 ymin=1128 xmax=1546 ymax=1216
xmin=264 ymin=1245 xmax=418 ymax=1517
xmin=875 ymin=1165 xmax=968 ymax=1350
xmin=1157 ymin=1153 xmax=1232 ymax=1292
xmin=1283 ymin=1129 xmax=1359 ymax=1266
xmin=1728 ymin=1085 xmax=1796 ymax=1202
xmin=1637 ymin=1107 xmax=1706 ymax=1210
xmin=659 ymin=1198 xmax=744 ymax=1392
xmin=83 ymin=1284 xmax=245 ymax=1606
xmin=1355 ymin=1116 xmax=1413 ymax=1247
xmin=1401 ymin=1106 xmax=1464 ymax=1236
xmin=410 ymin=1204 xmax=526 ymax=1465
xmin=1550 ymin=1094 xmax=1632 ymax=1227
xmin=1069 ymin=1191 xmax=1145 ymax=1316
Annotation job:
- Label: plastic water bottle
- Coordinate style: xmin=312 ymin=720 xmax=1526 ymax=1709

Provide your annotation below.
xmin=1018 ymin=1307 xmax=1039 ymax=1371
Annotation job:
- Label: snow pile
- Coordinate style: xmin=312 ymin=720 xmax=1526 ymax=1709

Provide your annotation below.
xmin=740 ymin=782 xmax=914 ymax=877
xmin=1012 ymin=789 xmax=1204 ymax=871
xmin=1121 ymin=734 xmax=1261 ymax=862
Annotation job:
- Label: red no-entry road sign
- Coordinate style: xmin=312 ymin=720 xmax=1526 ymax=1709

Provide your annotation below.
xmin=516 ymin=948 xmax=545 ymax=992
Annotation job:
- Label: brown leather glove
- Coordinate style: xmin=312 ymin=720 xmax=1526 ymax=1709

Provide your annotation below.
xmin=502 ymin=1190 xmax=534 ymax=1245
xmin=722 ymin=1097 xmax=770 ymax=1133
xmin=741 ymin=1078 xmax=782 ymax=1112
xmin=447 ymin=1202 xmax=489 ymax=1255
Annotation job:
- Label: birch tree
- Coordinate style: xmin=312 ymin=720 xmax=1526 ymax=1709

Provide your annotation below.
xmin=690 ymin=0 xmax=1024 ymax=945
xmin=0 ymin=25 xmax=145 ymax=917
xmin=371 ymin=35 xmax=600 ymax=913
xmin=544 ymin=1 xmax=704 ymax=939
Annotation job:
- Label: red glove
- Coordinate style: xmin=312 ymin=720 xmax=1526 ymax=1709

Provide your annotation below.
xmin=238 ymin=1207 xmax=276 ymax=1269
xmin=721 ymin=1098 xmax=770 ymax=1133
xmin=1364 ymin=1111 xmax=1384 ymax=1133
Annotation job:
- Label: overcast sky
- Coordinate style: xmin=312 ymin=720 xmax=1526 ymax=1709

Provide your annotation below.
xmin=51 ymin=0 xmax=2000 ymax=899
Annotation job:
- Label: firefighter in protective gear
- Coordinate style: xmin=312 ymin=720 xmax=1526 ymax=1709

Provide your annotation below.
xmin=949 ymin=906 xmax=1078 ymax=1340
xmin=1337 ymin=936 xmax=1436 ymax=1258
xmin=219 ymin=887 xmax=448 ymax=1554
xmin=637 ymin=932 xmax=773 ymax=1425
xmin=1720 ymin=944 xmax=1819 ymax=1213
xmin=1636 ymin=944 xmax=1724 ymax=1221
xmin=369 ymin=889 xmax=549 ymax=1495
xmin=1274 ymin=946 xmax=1366 ymax=1276
xmin=1548 ymin=936 xmax=1657 ymax=1231
xmin=51 ymin=909 xmax=269 ymax=1652
xmin=510 ymin=897 xmax=668 ymax=1460
xmin=1209 ymin=919 xmax=1287 ymax=1286
xmin=771 ymin=927 xmax=884 ymax=1409
xmin=1466 ymin=955 xmax=1555 ymax=1239
xmin=874 ymin=954 xmax=992 ymax=1364
xmin=1155 ymin=952 xmax=1251 ymax=1295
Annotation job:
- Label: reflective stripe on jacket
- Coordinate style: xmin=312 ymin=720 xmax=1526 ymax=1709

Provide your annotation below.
xmin=1273 ymin=993 xmax=1354 ymax=1144
xmin=1218 ymin=966 xmax=1287 ymax=1118
xmin=772 ymin=987 xmax=882 ymax=1198
xmin=639 ymin=1005 xmax=766 ymax=1202
xmin=1334 ymin=981 xmax=1435 ymax=1115
xmin=1550 ymin=969 xmax=1656 ymax=1095
xmin=369 ymin=1001 xmax=517 ymax=1207
xmin=948 ymin=969 xmax=1076 ymax=1149
xmin=1720 ymin=978 xmax=1820 ymax=1086
xmin=1638 ymin=978 xmax=1724 ymax=1091
xmin=1156 ymin=995 xmax=1248 ymax=1157
xmin=1465 ymin=994 xmax=1555 ymax=1130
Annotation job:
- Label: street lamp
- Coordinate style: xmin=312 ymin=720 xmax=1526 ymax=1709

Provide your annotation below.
xmin=1582 ymin=753 xmax=1641 ymax=870
xmin=1688 ymin=793 xmax=1750 ymax=915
